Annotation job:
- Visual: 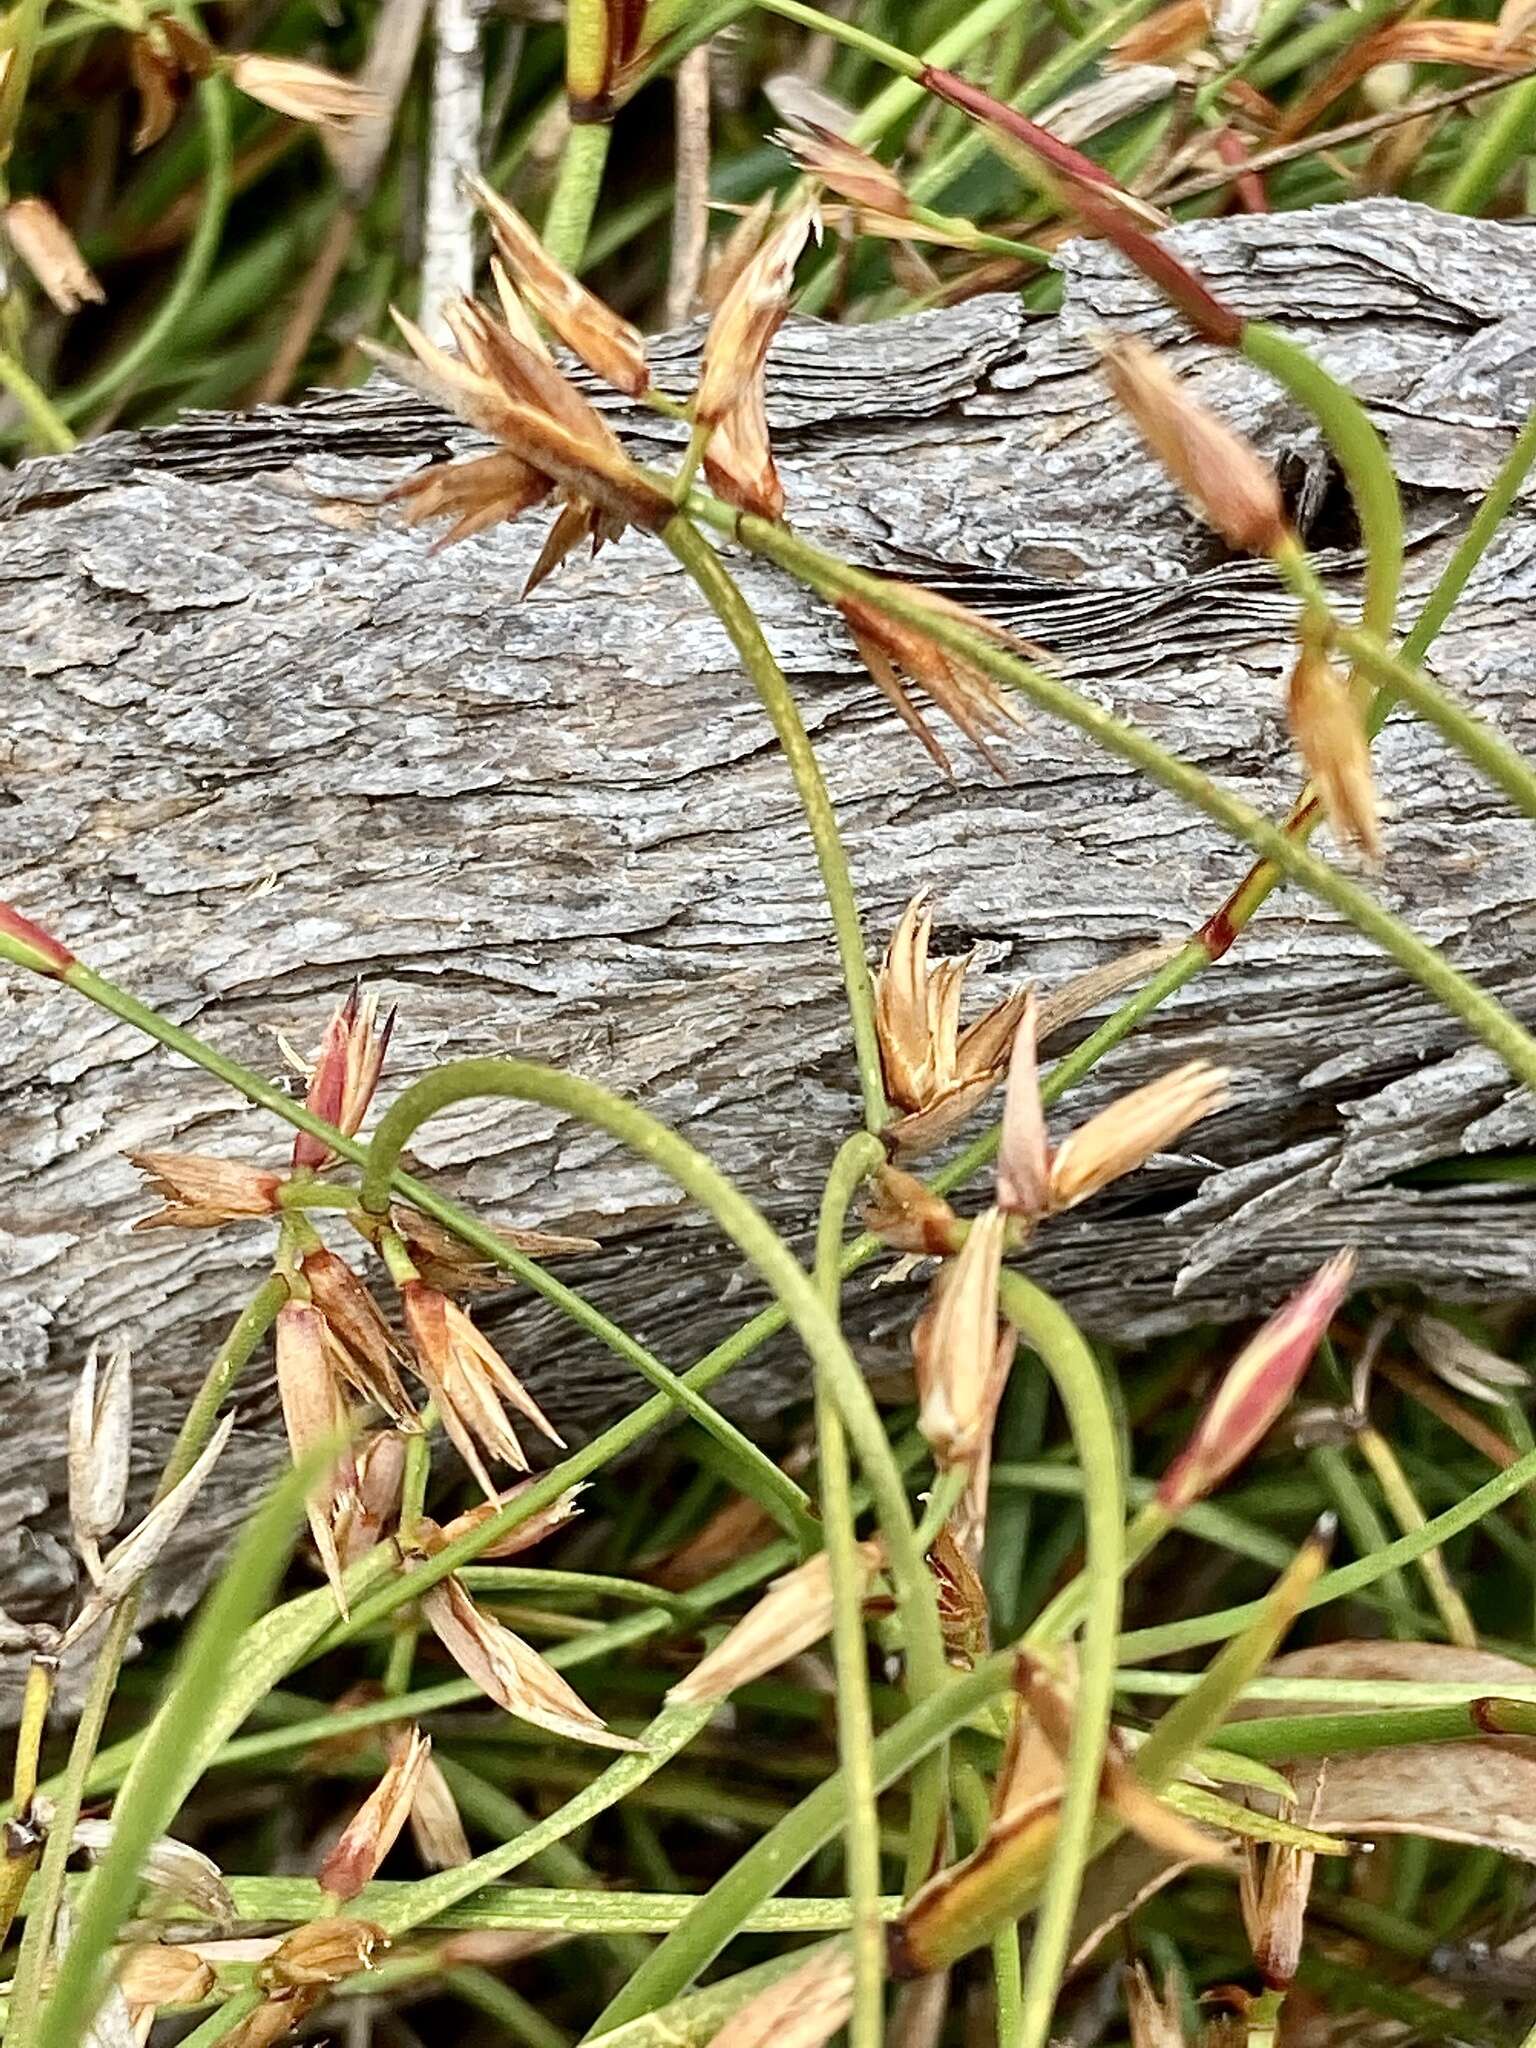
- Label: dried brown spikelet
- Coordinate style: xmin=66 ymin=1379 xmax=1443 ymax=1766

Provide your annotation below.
xmin=302 ymin=1246 xmax=416 ymax=1426
xmin=293 ymin=983 xmax=395 ymax=1171
xmin=707 ymin=1945 xmax=854 ymax=2048
xmin=320 ymin=1726 xmax=431 ymax=1900
xmin=911 ymin=1208 xmax=1012 ymax=1470
xmin=383 ymin=1202 xmax=598 ymax=1290
xmin=401 ymin=1281 xmax=563 ymax=1499
xmin=668 ymin=1541 xmax=885 ymax=1704
xmin=1286 ymin=640 xmax=1382 ymax=862
xmin=467 ymin=174 xmax=648 ymax=396
xmin=4 ymin=200 xmax=104 ymax=314
xmin=1046 ymin=1060 xmax=1230 ymax=1211
xmin=128 ymin=1150 xmax=283 ymax=1229
xmin=257 ymin=1916 xmax=387 ymax=1989
xmin=696 ymin=198 xmax=816 ymax=428
xmin=422 ymin=1574 xmax=640 ymax=1747
xmin=68 ymin=1338 xmax=132 ymax=1579
xmin=117 ymin=1942 xmax=217 ymax=2013
xmin=1109 ymin=0 xmax=1213 ymax=66
xmin=776 ymin=123 xmax=913 ymax=220
xmin=226 ymin=54 xmax=380 ymax=128
xmin=863 ymin=1166 xmax=960 ymax=1257
xmin=839 ymin=587 xmax=1030 ymax=778
xmin=700 ymin=193 xmax=776 ymax=311
xmin=874 ymin=894 xmax=1031 ymax=1155
xmin=1096 ymin=332 xmax=1288 ymax=555
xmin=274 ymin=1300 xmax=357 ymax=1613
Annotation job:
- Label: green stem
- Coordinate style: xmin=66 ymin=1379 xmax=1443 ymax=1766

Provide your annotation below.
xmin=1399 ymin=405 xmax=1536 ymax=669
xmin=755 ymin=0 xmax=921 ymax=74
xmin=586 ymin=1655 xmax=1011 ymax=2034
xmin=161 ymin=1276 xmax=288 ymax=1494
xmin=692 ymin=500 xmax=1536 ymax=1096
xmin=0 ymin=348 xmax=73 ymax=452
xmin=814 ymin=1131 xmax=890 ymax=2044
xmin=57 ymin=76 xmax=233 ymax=424
xmin=1121 ymin=1439 xmax=1536 ymax=1661
xmin=1241 ymin=325 xmax=1401 ymax=645
xmin=5 ymin=1275 xmax=286 ymax=2042
xmin=360 ymin=1058 xmax=946 ymax=1803
xmin=1211 ymin=1696 xmax=1536 ymax=1763
xmin=6 ymin=1605 xmax=138 ymax=2042
xmin=1274 ymin=540 xmax=1536 ymax=824
xmin=0 ymin=0 xmax=47 ymax=179
xmin=1437 ymin=73 xmax=1536 ymax=215
xmin=998 ymin=1274 xmax=1123 ymax=2048
xmin=543 ymin=121 xmax=612 ymax=273
xmin=58 ymin=964 xmax=815 ymax=1551
xmin=664 ymin=517 xmax=888 ymax=1135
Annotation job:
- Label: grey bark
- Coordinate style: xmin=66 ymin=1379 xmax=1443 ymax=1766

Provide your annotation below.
xmin=2 ymin=199 xmax=1536 ymax=1683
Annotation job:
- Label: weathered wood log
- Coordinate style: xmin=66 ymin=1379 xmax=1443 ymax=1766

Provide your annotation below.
xmin=3 ymin=199 xmax=1535 ymax=1692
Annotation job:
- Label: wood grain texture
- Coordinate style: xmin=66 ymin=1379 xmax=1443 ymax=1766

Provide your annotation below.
xmin=3 ymin=200 xmax=1535 ymax=1687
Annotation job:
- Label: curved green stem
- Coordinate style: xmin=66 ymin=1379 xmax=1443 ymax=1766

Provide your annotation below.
xmin=814 ymin=1131 xmax=890 ymax=2048
xmin=1241 ymin=325 xmax=1401 ymax=648
xmin=361 ymin=1058 xmax=945 ymax=1805
xmin=57 ymin=75 xmax=233 ymax=424
xmin=665 ymin=517 xmax=888 ymax=1135
xmin=999 ymin=1274 xmax=1123 ymax=2048
xmin=542 ymin=120 xmax=612 ymax=273
xmin=1399 ymin=405 xmax=1536 ymax=670
xmin=692 ymin=498 xmax=1536 ymax=1096
xmin=58 ymin=963 xmax=814 ymax=1551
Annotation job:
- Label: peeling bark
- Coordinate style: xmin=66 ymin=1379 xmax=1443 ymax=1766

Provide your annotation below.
xmin=3 ymin=200 xmax=1535 ymax=1687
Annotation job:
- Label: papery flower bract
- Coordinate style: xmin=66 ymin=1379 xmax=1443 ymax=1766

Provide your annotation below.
xmin=423 ymin=1575 xmax=640 ymax=1748
xmin=696 ymin=197 xmax=815 ymax=428
xmin=1125 ymin=1962 xmax=1187 ymax=2048
xmin=292 ymin=984 xmax=395 ymax=1172
xmin=1158 ymin=1252 xmax=1356 ymax=1512
xmin=1046 ymin=1060 xmax=1229 ymax=1211
xmin=995 ymin=994 xmax=1050 ymax=1218
xmin=1109 ymin=0 xmax=1214 ymax=66
xmin=402 ymin=1282 xmax=562 ymax=1500
xmin=862 ymin=1165 xmax=961 ymax=1256
xmin=320 ymin=1726 xmax=431 ymax=1900
xmin=302 ymin=1245 xmax=416 ymax=1425
xmin=1096 ymin=332 xmax=1288 ymax=555
xmin=928 ymin=1521 xmax=990 ymax=1665
xmin=911 ymin=1207 xmax=1012 ymax=1470
xmin=468 ymin=175 xmax=648 ymax=396
xmin=225 ymin=53 xmax=380 ymax=127
xmin=257 ymin=1916 xmax=387 ymax=1989
xmin=1406 ymin=1312 xmax=1529 ymax=1405
xmin=333 ymin=1429 xmax=407 ymax=1567
xmin=706 ymin=1944 xmax=854 ymax=2048
xmin=383 ymin=1202 xmax=598 ymax=1291
xmin=127 ymin=1151 xmax=284 ymax=1230
xmin=1240 ymin=1825 xmax=1316 ymax=1990
xmin=68 ymin=1339 xmax=132 ymax=1579
xmin=874 ymin=894 xmax=1031 ymax=1155
xmin=434 ymin=1479 xmax=588 ymax=1558
xmin=274 ymin=1301 xmax=357 ymax=1613
xmin=398 ymin=1726 xmax=472 ymax=1868
xmin=839 ymin=587 xmax=1031 ymax=777
xmin=4 ymin=199 xmax=104 ymax=315
xmin=127 ymin=15 xmax=213 ymax=151
xmin=63 ymin=1413 xmax=235 ymax=1646
xmin=71 ymin=1817 xmax=236 ymax=1922
xmin=1287 ymin=640 xmax=1382 ymax=863
xmin=703 ymin=374 xmax=785 ymax=520
xmin=117 ymin=1943 xmax=218 ymax=2016
xmin=668 ymin=1540 xmax=884 ymax=1704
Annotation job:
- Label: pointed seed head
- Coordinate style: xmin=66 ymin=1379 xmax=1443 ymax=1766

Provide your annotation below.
xmin=1047 ymin=1060 xmax=1229 ymax=1212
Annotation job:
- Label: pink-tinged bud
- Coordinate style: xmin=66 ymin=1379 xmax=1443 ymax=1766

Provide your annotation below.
xmin=1158 ymin=1251 xmax=1356 ymax=1512
xmin=0 ymin=899 xmax=74 ymax=979
xmin=293 ymin=985 xmax=396 ymax=1172
xmin=995 ymin=995 xmax=1050 ymax=1218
